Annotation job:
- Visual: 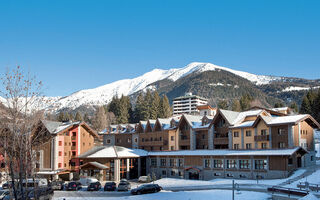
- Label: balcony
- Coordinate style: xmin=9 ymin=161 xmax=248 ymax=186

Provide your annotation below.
xmin=71 ymin=146 xmax=76 ymax=150
xmin=214 ymin=137 xmax=229 ymax=145
xmin=254 ymin=135 xmax=270 ymax=142
xmin=71 ymin=136 xmax=76 ymax=141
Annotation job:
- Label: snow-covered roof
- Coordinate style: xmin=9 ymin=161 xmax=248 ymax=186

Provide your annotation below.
xmin=78 ymin=145 xmax=148 ymax=159
xmin=267 ymin=115 xmax=308 ymax=125
xmin=270 ymin=107 xmax=289 ymax=112
xmin=42 ymin=120 xmax=81 ymax=134
xmin=230 ymin=120 xmax=255 ymax=129
xmin=157 ymin=118 xmax=172 ymax=130
xmin=183 ymin=114 xmax=203 ymax=129
xmin=219 ymin=109 xmax=263 ymax=126
xmin=148 ymin=147 xmax=304 ymax=157
xmin=81 ymin=162 xmax=109 ymax=170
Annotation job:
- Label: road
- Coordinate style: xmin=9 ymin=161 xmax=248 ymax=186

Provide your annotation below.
xmin=54 ymin=190 xmax=132 ymax=198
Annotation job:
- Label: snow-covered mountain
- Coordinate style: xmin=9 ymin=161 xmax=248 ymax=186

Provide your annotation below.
xmin=45 ymin=62 xmax=282 ymax=110
xmin=1 ymin=62 xmax=317 ymax=112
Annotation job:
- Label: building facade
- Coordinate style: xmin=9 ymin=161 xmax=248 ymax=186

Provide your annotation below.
xmin=172 ymin=93 xmax=208 ymax=115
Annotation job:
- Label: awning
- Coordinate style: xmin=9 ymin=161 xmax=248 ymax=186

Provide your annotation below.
xmin=80 ymin=162 xmax=108 ymax=170
xmin=185 ymin=167 xmax=201 ymax=172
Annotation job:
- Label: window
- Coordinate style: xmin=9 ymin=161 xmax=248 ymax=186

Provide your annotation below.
xmin=240 ymin=174 xmax=246 ymax=178
xmin=117 ymin=139 xmax=121 ymax=143
xmin=160 ymin=147 xmax=163 ymax=151
xmin=59 ymin=141 xmax=62 ymax=146
xmin=150 ymin=137 xmax=153 ymax=141
xmin=214 ymin=173 xmax=221 ymax=176
xmin=72 ymin=151 xmax=76 ymax=156
xmin=171 ymin=136 xmax=174 ymax=141
xmin=171 ymin=171 xmax=175 ymax=176
xmin=245 ymin=130 xmax=251 ymax=137
xmin=226 ymin=160 xmax=237 ymax=169
xmin=159 ymin=137 xmax=162 ymax=141
xmin=261 ymin=143 xmax=267 ymax=149
xmin=204 ymin=159 xmax=210 ymax=168
xmin=233 ymin=131 xmax=239 ymax=137
xmin=261 ymin=129 xmax=267 ymax=136
xmin=178 ymin=159 xmax=183 ymax=167
xmin=83 ymin=142 xmax=85 ymax=146
xmin=58 ymin=163 xmax=62 ymax=168
xmin=64 ymin=142 xmax=67 ymax=146
xmin=213 ymin=160 xmax=223 ymax=168
xmin=171 ymin=146 xmax=174 ymax=150
xmin=202 ymin=134 xmax=205 ymax=139
xmin=64 ymin=163 xmax=67 ymax=167
xmin=239 ymin=160 xmax=250 ymax=169
xmin=311 ymin=156 xmax=314 ymax=161
xmin=278 ymin=142 xmax=285 ymax=149
xmin=169 ymin=158 xmax=175 ymax=167
xmin=134 ymin=138 xmax=138 ymax=143
xmin=162 ymin=170 xmax=167 ymax=176
xmin=142 ymin=138 xmax=145 ymax=142
xmin=254 ymin=160 xmax=267 ymax=170
xmin=151 ymin=147 xmax=154 ymax=151
xmin=66 ymin=132 xmax=69 ymax=136
xmin=72 ymin=132 xmax=76 ymax=137
xmin=107 ymin=139 xmax=111 ymax=144
xmin=246 ymin=143 xmax=252 ymax=149
xmin=234 ymin=144 xmax=239 ymax=149
xmin=72 ymin=142 xmax=76 ymax=146
xmin=227 ymin=173 xmax=234 ymax=177
xmin=178 ymin=171 xmax=183 ymax=177
xmin=58 ymin=151 xmax=62 ymax=156
xmin=278 ymin=128 xmax=285 ymax=135
xmin=160 ymin=158 xmax=166 ymax=167
xmin=127 ymin=138 xmax=131 ymax=143
xmin=151 ymin=158 xmax=157 ymax=167
xmin=64 ymin=152 xmax=67 ymax=156
xmin=89 ymin=143 xmax=91 ymax=146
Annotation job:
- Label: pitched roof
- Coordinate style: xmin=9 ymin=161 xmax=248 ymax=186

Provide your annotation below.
xmin=78 ymin=145 xmax=148 ymax=159
xmin=182 ymin=114 xmax=203 ymax=129
xmin=41 ymin=120 xmax=80 ymax=134
xmin=80 ymin=162 xmax=109 ymax=170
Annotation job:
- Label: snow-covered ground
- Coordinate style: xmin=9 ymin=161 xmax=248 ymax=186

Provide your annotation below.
xmin=53 ymin=190 xmax=270 ymax=200
xmin=154 ymin=169 xmax=306 ymax=189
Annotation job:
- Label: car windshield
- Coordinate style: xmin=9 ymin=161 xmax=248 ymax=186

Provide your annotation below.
xmin=119 ymin=183 xmax=126 ymax=186
xmin=105 ymin=182 xmax=114 ymax=186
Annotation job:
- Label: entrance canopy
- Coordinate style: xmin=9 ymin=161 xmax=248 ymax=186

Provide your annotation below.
xmin=80 ymin=162 xmax=109 ymax=170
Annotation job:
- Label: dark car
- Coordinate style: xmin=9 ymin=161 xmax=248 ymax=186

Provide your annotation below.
xmin=104 ymin=182 xmax=116 ymax=191
xmin=50 ymin=180 xmax=64 ymax=190
xmin=131 ymin=184 xmax=162 ymax=195
xmin=87 ymin=182 xmax=101 ymax=191
xmin=65 ymin=182 xmax=82 ymax=191
xmin=117 ymin=182 xmax=131 ymax=191
xmin=1 ymin=182 xmax=11 ymax=190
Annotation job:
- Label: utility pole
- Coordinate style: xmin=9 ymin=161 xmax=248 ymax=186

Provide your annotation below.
xmin=232 ymin=179 xmax=235 ymax=200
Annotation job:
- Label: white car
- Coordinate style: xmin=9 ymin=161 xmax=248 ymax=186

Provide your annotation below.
xmin=138 ymin=176 xmax=149 ymax=183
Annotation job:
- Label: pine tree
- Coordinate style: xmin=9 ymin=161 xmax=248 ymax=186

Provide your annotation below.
xmin=231 ymin=99 xmax=241 ymax=112
xmin=217 ymin=100 xmax=228 ymax=109
xmin=274 ymin=102 xmax=284 ymax=108
xmin=117 ymin=95 xmax=129 ymax=124
xmin=144 ymin=90 xmax=153 ymax=119
xmin=74 ymin=111 xmax=83 ymax=121
xmin=300 ymin=96 xmax=311 ymax=114
xmin=289 ymin=102 xmax=298 ymax=113
xmin=134 ymin=93 xmax=147 ymax=121
xmin=83 ymin=113 xmax=90 ymax=124
xmin=240 ymin=93 xmax=253 ymax=111
xmin=92 ymin=106 xmax=107 ymax=131
xmin=159 ymin=94 xmax=171 ymax=118
xmin=150 ymin=91 xmax=161 ymax=119
xmin=57 ymin=112 xmax=65 ymax=122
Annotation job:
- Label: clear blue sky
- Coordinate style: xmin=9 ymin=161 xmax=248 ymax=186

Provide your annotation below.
xmin=0 ymin=0 xmax=319 ymax=97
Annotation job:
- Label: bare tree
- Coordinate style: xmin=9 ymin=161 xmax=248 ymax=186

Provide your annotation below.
xmin=0 ymin=66 xmax=48 ymax=199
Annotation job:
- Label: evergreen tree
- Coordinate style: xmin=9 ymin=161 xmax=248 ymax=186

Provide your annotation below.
xmin=231 ymin=99 xmax=241 ymax=112
xmin=134 ymin=93 xmax=147 ymax=121
xmin=144 ymin=90 xmax=153 ymax=119
xmin=74 ymin=111 xmax=83 ymax=121
xmin=300 ymin=96 xmax=311 ymax=114
xmin=274 ymin=102 xmax=284 ymax=108
xmin=217 ymin=100 xmax=228 ymax=109
xmin=240 ymin=93 xmax=253 ymax=111
xmin=92 ymin=106 xmax=107 ymax=131
xmin=289 ymin=102 xmax=298 ymax=113
xmin=159 ymin=94 xmax=171 ymax=118
xmin=83 ymin=113 xmax=90 ymax=124
xmin=150 ymin=91 xmax=161 ymax=119
xmin=57 ymin=112 xmax=65 ymax=122
xmin=117 ymin=95 xmax=130 ymax=124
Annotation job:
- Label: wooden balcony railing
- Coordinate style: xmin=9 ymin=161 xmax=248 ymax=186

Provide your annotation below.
xmin=254 ymin=135 xmax=270 ymax=142
xmin=214 ymin=137 xmax=229 ymax=145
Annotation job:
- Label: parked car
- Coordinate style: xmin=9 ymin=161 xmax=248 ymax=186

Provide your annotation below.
xmin=1 ymin=182 xmax=11 ymax=190
xmin=104 ymin=182 xmax=116 ymax=191
xmin=117 ymin=182 xmax=131 ymax=191
xmin=27 ymin=187 xmax=53 ymax=200
xmin=0 ymin=190 xmax=9 ymax=200
xmin=87 ymin=182 xmax=101 ymax=191
xmin=65 ymin=182 xmax=82 ymax=191
xmin=138 ymin=176 xmax=150 ymax=183
xmin=50 ymin=180 xmax=64 ymax=190
xmin=131 ymin=184 xmax=162 ymax=195
xmin=120 ymin=179 xmax=128 ymax=183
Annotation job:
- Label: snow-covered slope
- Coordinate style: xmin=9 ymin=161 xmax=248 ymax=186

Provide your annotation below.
xmin=0 ymin=62 xmax=285 ymax=111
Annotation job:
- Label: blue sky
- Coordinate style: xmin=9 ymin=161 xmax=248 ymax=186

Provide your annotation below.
xmin=0 ymin=0 xmax=319 ymax=96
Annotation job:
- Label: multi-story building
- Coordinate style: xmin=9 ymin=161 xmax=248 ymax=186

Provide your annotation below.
xmin=172 ymin=93 xmax=208 ymax=115
xmin=102 ymin=124 xmax=138 ymax=149
xmin=34 ymin=120 xmax=99 ymax=180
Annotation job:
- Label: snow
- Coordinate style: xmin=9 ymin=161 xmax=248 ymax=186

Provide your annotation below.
xmin=231 ymin=120 xmax=255 ymax=128
xmin=53 ymin=190 xmax=271 ymax=200
xmin=299 ymin=194 xmax=319 ymax=200
xmin=268 ymin=115 xmax=308 ymax=125
xmin=1 ymin=62 xmax=284 ymax=112
xmin=282 ymin=86 xmax=320 ymax=92
xmin=316 ymin=143 xmax=320 ymax=158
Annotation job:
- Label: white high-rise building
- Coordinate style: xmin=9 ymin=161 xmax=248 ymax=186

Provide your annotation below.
xmin=172 ymin=93 xmax=208 ymax=115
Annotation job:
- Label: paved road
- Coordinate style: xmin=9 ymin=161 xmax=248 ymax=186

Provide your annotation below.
xmin=54 ymin=191 xmax=132 ymax=198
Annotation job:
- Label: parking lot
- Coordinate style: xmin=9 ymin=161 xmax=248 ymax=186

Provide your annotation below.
xmin=54 ymin=190 xmax=132 ymax=198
